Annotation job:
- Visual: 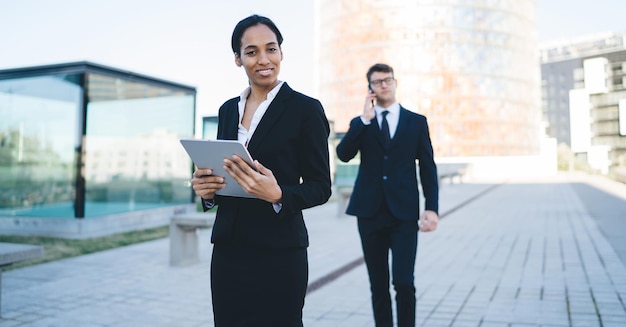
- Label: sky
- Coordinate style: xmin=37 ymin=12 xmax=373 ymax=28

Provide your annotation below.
xmin=1 ymin=0 xmax=625 ymax=131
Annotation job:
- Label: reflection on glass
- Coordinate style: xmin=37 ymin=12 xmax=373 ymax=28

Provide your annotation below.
xmin=0 ymin=75 xmax=80 ymax=217
xmin=202 ymin=116 xmax=218 ymax=140
xmin=83 ymin=73 xmax=194 ymax=217
xmin=0 ymin=69 xmax=196 ymax=218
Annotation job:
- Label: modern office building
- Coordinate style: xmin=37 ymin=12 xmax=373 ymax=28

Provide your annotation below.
xmin=0 ymin=61 xmax=197 ymax=237
xmin=316 ymin=0 xmax=543 ymax=159
xmin=540 ymin=33 xmax=626 ymax=177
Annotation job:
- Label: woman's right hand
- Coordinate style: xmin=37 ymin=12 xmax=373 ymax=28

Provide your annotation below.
xmin=190 ymin=168 xmax=225 ymax=200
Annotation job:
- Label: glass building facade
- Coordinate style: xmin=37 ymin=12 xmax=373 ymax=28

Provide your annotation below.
xmin=0 ymin=62 xmax=196 ymax=219
xmin=316 ymin=0 xmax=542 ymax=157
xmin=541 ymin=34 xmax=626 ymax=177
xmin=540 ymin=34 xmax=626 ymax=148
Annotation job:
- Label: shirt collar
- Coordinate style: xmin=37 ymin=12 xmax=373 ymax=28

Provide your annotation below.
xmin=238 ymin=81 xmax=284 ymax=102
xmin=375 ymin=102 xmax=400 ymax=117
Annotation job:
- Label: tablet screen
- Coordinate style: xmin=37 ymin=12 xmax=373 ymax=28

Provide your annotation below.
xmin=180 ymin=139 xmax=256 ymax=198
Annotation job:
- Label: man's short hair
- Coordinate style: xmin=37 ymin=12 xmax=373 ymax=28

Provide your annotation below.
xmin=366 ymin=63 xmax=394 ymax=82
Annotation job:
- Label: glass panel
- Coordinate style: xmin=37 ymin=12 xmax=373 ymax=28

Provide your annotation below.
xmin=202 ymin=116 xmax=218 ymax=140
xmin=83 ymin=73 xmax=194 ymax=217
xmin=0 ymin=75 xmax=81 ymax=217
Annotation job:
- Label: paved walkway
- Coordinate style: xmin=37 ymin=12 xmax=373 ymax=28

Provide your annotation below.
xmin=2 ymin=172 xmax=626 ymax=326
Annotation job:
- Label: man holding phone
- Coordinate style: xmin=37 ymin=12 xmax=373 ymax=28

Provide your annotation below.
xmin=336 ymin=63 xmax=439 ymax=327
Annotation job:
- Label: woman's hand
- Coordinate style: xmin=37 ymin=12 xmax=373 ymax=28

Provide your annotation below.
xmin=190 ymin=168 xmax=225 ymax=200
xmin=223 ymin=155 xmax=282 ymax=203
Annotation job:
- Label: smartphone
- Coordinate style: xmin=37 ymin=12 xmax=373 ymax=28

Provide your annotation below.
xmin=368 ymin=85 xmax=375 ymax=107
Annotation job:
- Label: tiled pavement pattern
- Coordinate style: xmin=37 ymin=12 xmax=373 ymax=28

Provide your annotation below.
xmin=1 ymin=173 xmax=625 ymax=326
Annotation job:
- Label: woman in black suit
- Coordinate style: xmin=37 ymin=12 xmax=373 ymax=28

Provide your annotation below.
xmin=189 ymin=14 xmax=331 ymax=326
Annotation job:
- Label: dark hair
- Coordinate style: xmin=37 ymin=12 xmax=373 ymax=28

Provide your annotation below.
xmin=366 ymin=63 xmax=394 ymax=82
xmin=231 ymin=14 xmax=284 ymax=57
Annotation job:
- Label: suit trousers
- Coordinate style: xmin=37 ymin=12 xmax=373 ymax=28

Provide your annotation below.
xmin=211 ymin=243 xmax=308 ymax=327
xmin=358 ymin=202 xmax=419 ymax=327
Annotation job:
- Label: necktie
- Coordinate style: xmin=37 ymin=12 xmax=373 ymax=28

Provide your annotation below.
xmin=381 ymin=110 xmax=391 ymax=147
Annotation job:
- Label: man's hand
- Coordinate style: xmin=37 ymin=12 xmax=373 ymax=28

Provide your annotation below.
xmin=362 ymin=91 xmax=376 ymax=122
xmin=190 ymin=168 xmax=225 ymax=200
xmin=419 ymin=210 xmax=439 ymax=232
xmin=223 ymin=155 xmax=282 ymax=204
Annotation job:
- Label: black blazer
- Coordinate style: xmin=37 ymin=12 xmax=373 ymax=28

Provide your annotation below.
xmin=336 ymin=106 xmax=438 ymax=220
xmin=209 ymin=83 xmax=332 ymax=248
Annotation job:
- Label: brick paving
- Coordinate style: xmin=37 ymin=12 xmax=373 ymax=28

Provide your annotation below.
xmin=1 ymin=173 xmax=625 ymax=326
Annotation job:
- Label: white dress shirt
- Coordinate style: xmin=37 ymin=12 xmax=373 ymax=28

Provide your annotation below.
xmin=361 ymin=102 xmax=400 ymax=139
xmin=237 ymin=81 xmax=285 ymax=146
xmin=237 ymin=81 xmax=285 ymax=212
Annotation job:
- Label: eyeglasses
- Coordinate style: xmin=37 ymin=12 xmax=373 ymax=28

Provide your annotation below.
xmin=369 ymin=77 xmax=395 ymax=88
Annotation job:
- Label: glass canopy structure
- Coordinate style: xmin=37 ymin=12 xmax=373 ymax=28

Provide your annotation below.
xmin=0 ymin=62 xmax=196 ymax=219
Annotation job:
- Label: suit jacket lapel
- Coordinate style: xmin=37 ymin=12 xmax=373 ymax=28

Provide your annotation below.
xmin=246 ymin=83 xmax=293 ymax=153
xmin=221 ymin=100 xmax=240 ymax=140
xmin=375 ymin=109 xmax=403 ymax=148
xmin=386 ymin=106 xmax=409 ymax=149
xmin=373 ymin=115 xmax=387 ymax=148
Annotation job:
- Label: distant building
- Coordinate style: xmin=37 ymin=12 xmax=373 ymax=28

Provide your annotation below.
xmin=540 ymin=33 xmax=626 ymax=175
xmin=0 ymin=61 xmax=196 ymax=238
xmin=316 ymin=0 xmax=542 ymax=158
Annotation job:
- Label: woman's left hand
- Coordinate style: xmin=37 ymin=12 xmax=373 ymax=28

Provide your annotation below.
xmin=224 ymin=155 xmax=282 ymax=203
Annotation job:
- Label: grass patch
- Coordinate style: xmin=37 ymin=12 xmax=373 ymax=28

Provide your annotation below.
xmin=1 ymin=200 xmax=216 ymax=271
xmin=0 ymin=226 xmax=169 ymax=271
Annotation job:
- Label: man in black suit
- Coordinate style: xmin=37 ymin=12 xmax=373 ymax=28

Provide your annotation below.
xmin=336 ymin=63 xmax=439 ymax=327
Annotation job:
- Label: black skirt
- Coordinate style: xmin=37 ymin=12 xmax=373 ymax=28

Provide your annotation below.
xmin=211 ymin=243 xmax=308 ymax=327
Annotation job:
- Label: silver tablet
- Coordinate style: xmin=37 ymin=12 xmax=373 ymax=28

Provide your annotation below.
xmin=180 ymin=138 xmax=256 ymax=198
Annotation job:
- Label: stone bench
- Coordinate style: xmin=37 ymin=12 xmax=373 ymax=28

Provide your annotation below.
xmin=437 ymin=163 xmax=469 ymax=185
xmin=439 ymin=168 xmax=466 ymax=184
xmin=169 ymin=212 xmax=215 ymax=267
xmin=0 ymin=242 xmax=44 ymax=315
